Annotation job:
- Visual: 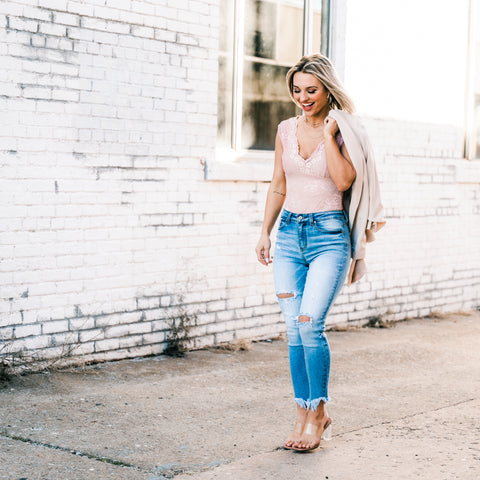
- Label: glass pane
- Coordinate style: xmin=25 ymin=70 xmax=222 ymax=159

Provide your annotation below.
xmin=217 ymin=0 xmax=234 ymax=148
xmin=276 ymin=1 xmax=305 ymax=64
xmin=242 ymin=0 xmax=303 ymax=150
xmin=244 ymin=0 xmax=276 ymax=59
xmin=312 ymin=0 xmax=323 ymax=54
xmin=242 ymin=62 xmax=297 ymax=150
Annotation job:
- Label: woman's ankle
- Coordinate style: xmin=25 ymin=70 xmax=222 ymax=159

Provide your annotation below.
xmin=295 ymin=409 xmax=308 ymax=424
xmin=307 ymin=405 xmax=327 ymax=423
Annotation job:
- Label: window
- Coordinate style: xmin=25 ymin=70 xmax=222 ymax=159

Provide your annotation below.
xmin=466 ymin=0 xmax=480 ymax=159
xmin=217 ymin=0 xmax=330 ymax=155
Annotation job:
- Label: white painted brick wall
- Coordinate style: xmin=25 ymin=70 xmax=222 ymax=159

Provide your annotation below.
xmin=1 ymin=0 xmax=479 ymax=370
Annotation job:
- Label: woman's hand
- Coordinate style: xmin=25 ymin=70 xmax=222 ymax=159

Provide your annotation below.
xmin=323 ymin=116 xmax=339 ymax=139
xmin=255 ymin=233 xmax=272 ymax=266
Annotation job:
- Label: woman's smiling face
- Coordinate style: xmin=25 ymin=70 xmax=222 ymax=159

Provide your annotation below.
xmin=292 ymin=72 xmax=330 ymax=118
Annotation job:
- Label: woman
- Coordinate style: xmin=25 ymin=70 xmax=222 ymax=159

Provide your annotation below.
xmin=255 ymin=53 xmax=357 ymax=452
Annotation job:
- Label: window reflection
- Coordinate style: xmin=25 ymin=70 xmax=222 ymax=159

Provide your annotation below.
xmin=244 ymin=0 xmax=276 ymax=59
xmin=242 ymin=0 xmax=304 ymax=150
xmin=218 ymin=0 xmax=327 ymax=152
xmin=242 ymin=62 xmax=296 ymax=150
xmin=312 ymin=0 xmax=324 ymax=53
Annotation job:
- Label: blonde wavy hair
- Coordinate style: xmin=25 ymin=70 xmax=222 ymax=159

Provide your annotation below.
xmin=286 ymin=53 xmax=355 ymax=114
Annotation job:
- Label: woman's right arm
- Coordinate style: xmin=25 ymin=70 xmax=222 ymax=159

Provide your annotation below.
xmin=255 ymin=132 xmax=286 ymax=266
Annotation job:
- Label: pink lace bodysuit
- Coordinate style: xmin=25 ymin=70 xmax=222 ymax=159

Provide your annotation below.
xmin=277 ymin=116 xmax=344 ymax=214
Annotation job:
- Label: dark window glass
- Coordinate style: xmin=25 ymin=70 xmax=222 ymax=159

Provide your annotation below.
xmin=218 ymin=0 xmax=328 ymax=151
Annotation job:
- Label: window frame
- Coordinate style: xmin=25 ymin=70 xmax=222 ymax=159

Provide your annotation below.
xmin=465 ymin=0 xmax=479 ymax=160
xmin=207 ymin=0 xmax=331 ymax=181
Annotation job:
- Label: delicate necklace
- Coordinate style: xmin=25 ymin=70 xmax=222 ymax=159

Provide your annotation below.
xmin=300 ymin=117 xmax=324 ymax=140
xmin=302 ymin=116 xmax=323 ymax=128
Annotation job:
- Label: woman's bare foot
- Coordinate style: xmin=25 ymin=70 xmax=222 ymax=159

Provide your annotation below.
xmin=293 ymin=406 xmax=330 ymax=451
xmin=284 ymin=421 xmax=304 ymax=449
xmin=284 ymin=405 xmax=308 ymax=449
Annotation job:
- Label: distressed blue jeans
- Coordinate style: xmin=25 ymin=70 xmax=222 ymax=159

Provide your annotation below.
xmin=273 ymin=210 xmax=351 ymax=411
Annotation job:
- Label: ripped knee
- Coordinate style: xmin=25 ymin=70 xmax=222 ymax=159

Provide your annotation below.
xmin=298 ymin=315 xmax=311 ymax=323
xmin=277 ymin=293 xmax=294 ymax=299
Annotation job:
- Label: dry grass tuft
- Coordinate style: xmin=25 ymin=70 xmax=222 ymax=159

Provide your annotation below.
xmin=205 ymin=338 xmax=253 ymax=353
xmin=329 ymin=323 xmax=362 ymax=332
xmin=427 ymin=310 xmax=474 ymax=319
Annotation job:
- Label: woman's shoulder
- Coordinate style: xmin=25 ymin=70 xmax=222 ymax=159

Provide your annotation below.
xmin=277 ymin=116 xmax=297 ymax=134
xmin=278 ymin=116 xmax=298 ymax=127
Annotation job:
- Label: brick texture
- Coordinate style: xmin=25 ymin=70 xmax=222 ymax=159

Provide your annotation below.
xmin=1 ymin=0 xmax=479 ymax=367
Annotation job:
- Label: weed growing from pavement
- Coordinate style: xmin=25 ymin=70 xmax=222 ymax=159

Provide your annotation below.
xmin=163 ymin=294 xmax=196 ymax=357
xmin=366 ymin=315 xmax=396 ymax=328
xmin=0 ymin=335 xmax=40 ymax=381
xmin=0 ymin=324 xmax=102 ymax=381
xmin=205 ymin=338 xmax=252 ymax=353
xmin=0 ymin=336 xmax=17 ymax=381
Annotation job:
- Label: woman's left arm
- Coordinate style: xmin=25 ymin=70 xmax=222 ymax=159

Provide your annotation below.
xmin=323 ymin=117 xmax=356 ymax=192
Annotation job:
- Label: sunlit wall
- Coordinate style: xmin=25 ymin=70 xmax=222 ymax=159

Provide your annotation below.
xmin=343 ymin=0 xmax=471 ymax=127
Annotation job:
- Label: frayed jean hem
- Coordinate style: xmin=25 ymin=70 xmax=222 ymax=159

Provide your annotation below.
xmin=295 ymin=397 xmax=329 ymax=411
xmin=309 ymin=396 xmax=329 ymax=411
xmin=294 ymin=397 xmax=309 ymax=409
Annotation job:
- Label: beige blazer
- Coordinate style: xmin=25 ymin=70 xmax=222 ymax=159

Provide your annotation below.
xmin=328 ymin=109 xmax=386 ymax=285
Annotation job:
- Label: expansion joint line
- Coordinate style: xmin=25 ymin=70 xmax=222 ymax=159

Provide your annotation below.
xmin=0 ymin=430 xmax=143 ymax=471
xmin=335 ymin=397 xmax=477 ymax=437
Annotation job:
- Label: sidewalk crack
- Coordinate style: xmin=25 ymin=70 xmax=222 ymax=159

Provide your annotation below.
xmin=0 ymin=430 xmax=144 ymax=471
xmin=335 ymin=397 xmax=477 ymax=437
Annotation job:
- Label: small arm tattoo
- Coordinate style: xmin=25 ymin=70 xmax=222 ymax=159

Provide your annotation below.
xmin=273 ymin=190 xmax=286 ymax=197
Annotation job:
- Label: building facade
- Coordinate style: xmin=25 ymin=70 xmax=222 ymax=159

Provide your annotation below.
xmin=1 ymin=0 xmax=479 ymax=366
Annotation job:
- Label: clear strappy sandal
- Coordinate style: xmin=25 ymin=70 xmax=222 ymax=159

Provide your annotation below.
xmin=292 ymin=417 xmax=332 ymax=452
xmin=284 ymin=421 xmax=305 ymax=450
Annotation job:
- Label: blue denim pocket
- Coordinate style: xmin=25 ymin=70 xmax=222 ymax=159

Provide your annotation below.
xmin=278 ymin=212 xmax=290 ymax=231
xmin=278 ymin=219 xmax=288 ymax=231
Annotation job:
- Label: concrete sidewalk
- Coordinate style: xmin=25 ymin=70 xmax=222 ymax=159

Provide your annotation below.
xmin=1 ymin=312 xmax=479 ymax=480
